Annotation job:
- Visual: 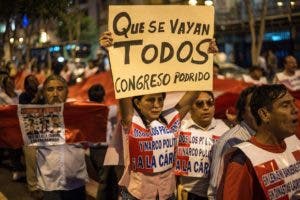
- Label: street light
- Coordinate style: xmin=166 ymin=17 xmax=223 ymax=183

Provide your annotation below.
xmin=277 ymin=1 xmax=283 ymax=7
xmin=290 ymin=1 xmax=295 ymax=6
xmin=40 ymin=31 xmax=49 ymax=44
xmin=204 ymin=0 xmax=213 ymax=6
xmin=9 ymin=38 xmax=14 ymax=44
xmin=188 ymin=0 xmax=197 ymax=6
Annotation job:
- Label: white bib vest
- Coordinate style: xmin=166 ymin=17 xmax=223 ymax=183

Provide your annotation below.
xmin=128 ymin=109 xmax=180 ymax=173
xmin=175 ymin=119 xmax=229 ymax=177
xmin=236 ymin=135 xmax=300 ymax=200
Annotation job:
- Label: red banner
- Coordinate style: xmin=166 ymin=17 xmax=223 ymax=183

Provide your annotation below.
xmin=0 ymin=102 xmax=108 ymax=148
xmin=68 ymin=71 xmax=117 ymax=105
xmin=15 ymin=70 xmax=46 ymax=91
xmin=15 ymin=71 xmax=117 ymax=105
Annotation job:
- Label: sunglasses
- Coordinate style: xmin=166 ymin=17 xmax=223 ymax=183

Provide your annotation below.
xmin=195 ymin=99 xmax=214 ymax=108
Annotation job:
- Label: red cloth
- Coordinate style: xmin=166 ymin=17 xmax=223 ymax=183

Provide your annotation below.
xmin=15 ymin=70 xmax=117 ymax=105
xmin=15 ymin=70 xmax=45 ymax=91
xmin=221 ymin=160 xmax=264 ymax=200
xmin=214 ymin=92 xmax=240 ymax=119
xmin=213 ymin=78 xmax=252 ymax=94
xmin=213 ymin=78 xmax=251 ymax=119
xmin=68 ymin=71 xmax=117 ymax=105
xmin=0 ymin=102 xmax=108 ymax=148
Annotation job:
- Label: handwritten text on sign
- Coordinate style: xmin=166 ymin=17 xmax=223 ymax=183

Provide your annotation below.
xmin=108 ymin=5 xmax=214 ymax=98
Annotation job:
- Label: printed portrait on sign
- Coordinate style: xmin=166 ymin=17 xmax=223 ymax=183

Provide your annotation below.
xmin=18 ymin=104 xmax=66 ymax=146
xmin=25 ymin=117 xmax=39 ymax=136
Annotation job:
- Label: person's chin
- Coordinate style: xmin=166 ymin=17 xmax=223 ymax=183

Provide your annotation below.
xmin=149 ymin=114 xmax=160 ymax=121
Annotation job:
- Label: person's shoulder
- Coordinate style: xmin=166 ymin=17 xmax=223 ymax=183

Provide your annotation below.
xmin=19 ymin=92 xmax=31 ymax=104
xmin=218 ymin=124 xmax=243 ymax=140
xmin=275 ymin=71 xmax=286 ymax=80
xmin=295 ymin=70 xmax=300 ymax=76
xmin=180 ymin=118 xmax=194 ymax=130
xmin=229 ymin=149 xmax=248 ymax=165
xmin=214 ymin=119 xmax=230 ymax=129
xmin=216 ymin=125 xmax=247 ymax=153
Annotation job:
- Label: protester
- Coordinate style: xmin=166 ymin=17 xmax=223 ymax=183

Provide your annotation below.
xmin=213 ymin=62 xmax=225 ymax=80
xmin=84 ymin=59 xmax=98 ymax=79
xmin=177 ymin=91 xmax=229 ymax=200
xmin=60 ymin=61 xmax=72 ymax=83
xmin=0 ymin=76 xmax=19 ymax=104
xmin=19 ymin=74 xmax=44 ymax=199
xmin=19 ymin=74 xmax=44 ymax=104
xmin=36 ymin=75 xmax=88 ymax=200
xmin=221 ymin=84 xmax=299 ymax=200
xmin=5 ymin=61 xmax=18 ymax=78
xmin=208 ymin=85 xmax=258 ymax=200
xmin=100 ymin=31 xmax=218 ymax=200
xmin=242 ymin=66 xmax=267 ymax=85
xmin=52 ymin=61 xmax=64 ymax=76
xmin=0 ymin=75 xmax=25 ymax=181
xmin=273 ymin=55 xmax=300 ymax=91
xmin=266 ymin=50 xmax=278 ymax=81
xmin=87 ymin=84 xmax=120 ymax=200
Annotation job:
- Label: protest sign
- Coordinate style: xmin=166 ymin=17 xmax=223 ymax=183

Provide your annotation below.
xmin=18 ymin=104 xmax=66 ymax=146
xmin=108 ymin=5 xmax=214 ymax=98
xmin=0 ymin=102 xmax=108 ymax=148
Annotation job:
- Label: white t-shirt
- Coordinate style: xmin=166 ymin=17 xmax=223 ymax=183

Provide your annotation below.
xmin=274 ymin=70 xmax=300 ymax=91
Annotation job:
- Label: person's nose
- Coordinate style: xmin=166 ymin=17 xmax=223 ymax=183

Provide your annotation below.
xmin=292 ymin=102 xmax=298 ymax=115
xmin=53 ymin=89 xmax=59 ymax=96
xmin=153 ymin=99 xmax=161 ymax=108
xmin=202 ymin=102 xmax=210 ymax=110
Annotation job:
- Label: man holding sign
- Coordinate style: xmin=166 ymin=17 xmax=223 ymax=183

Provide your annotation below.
xmin=100 ymin=5 xmax=217 ymax=200
xmin=36 ymin=75 xmax=88 ymax=200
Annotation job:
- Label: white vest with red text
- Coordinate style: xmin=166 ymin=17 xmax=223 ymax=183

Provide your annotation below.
xmin=128 ymin=109 xmax=180 ymax=173
xmin=175 ymin=118 xmax=229 ymax=177
xmin=236 ymin=135 xmax=300 ymax=200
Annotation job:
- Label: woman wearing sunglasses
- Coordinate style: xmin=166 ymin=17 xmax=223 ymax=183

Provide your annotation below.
xmin=176 ymin=91 xmax=230 ymax=200
xmin=100 ymin=31 xmax=218 ymax=200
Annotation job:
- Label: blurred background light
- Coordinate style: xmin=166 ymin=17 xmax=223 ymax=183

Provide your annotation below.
xmin=188 ymin=0 xmax=197 ymax=6
xmin=204 ymin=0 xmax=213 ymax=6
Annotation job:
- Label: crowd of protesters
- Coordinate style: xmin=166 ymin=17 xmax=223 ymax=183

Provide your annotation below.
xmin=0 ymin=30 xmax=299 ymax=200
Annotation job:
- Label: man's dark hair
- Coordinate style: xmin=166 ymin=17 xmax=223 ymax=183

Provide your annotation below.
xmin=236 ymin=86 xmax=258 ymax=122
xmin=249 ymin=65 xmax=262 ymax=73
xmin=24 ymin=75 xmax=38 ymax=93
xmin=250 ymin=84 xmax=287 ymax=126
xmin=52 ymin=61 xmax=64 ymax=75
xmin=88 ymin=84 xmax=105 ymax=103
xmin=283 ymin=55 xmax=295 ymax=65
xmin=200 ymin=91 xmax=214 ymax=100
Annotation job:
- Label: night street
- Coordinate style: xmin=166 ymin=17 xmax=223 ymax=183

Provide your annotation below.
xmin=0 ymin=163 xmax=98 ymax=200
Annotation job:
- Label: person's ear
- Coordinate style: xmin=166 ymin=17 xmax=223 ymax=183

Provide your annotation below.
xmin=134 ymin=98 xmax=141 ymax=110
xmin=258 ymin=107 xmax=270 ymax=124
